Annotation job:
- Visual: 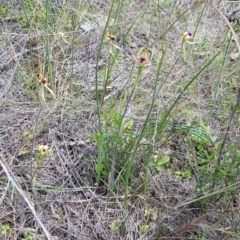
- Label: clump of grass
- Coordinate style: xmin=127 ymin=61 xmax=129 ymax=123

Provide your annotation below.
xmin=92 ymin=0 xmax=240 ymax=236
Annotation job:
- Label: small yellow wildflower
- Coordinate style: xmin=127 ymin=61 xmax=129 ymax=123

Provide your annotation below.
xmin=36 ymin=142 xmax=49 ymax=156
xmin=180 ymin=31 xmax=193 ymax=42
xmin=37 ymin=73 xmax=56 ymax=101
xmin=105 ymin=31 xmax=115 ymax=42
xmin=57 ymin=31 xmax=70 ymax=44
xmin=57 ymin=31 xmax=65 ymax=38
xmin=38 ymin=73 xmax=47 ymax=85
xmin=137 ymin=48 xmax=150 ymax=67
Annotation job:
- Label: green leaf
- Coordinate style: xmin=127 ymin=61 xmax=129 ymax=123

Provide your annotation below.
xmin=140 ymin=224 xmax=149 ymax=235
xmin=175 ymin=169 xmax=191 ymax=177
xmin=153 ymin=155 xmax=170 ymax=171
xmin=0 ymin=223 xmax=10 ymax=233
xmin=157 ymin=155 xmax=170 ymax=165
xmin=109 ymin=219 xmax=119 ymax=230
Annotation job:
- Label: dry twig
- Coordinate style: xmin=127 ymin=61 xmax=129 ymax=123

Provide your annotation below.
xmin=0 ymin=157 xmax=52 ymax=240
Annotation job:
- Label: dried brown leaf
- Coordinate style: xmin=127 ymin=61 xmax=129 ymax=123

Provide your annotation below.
xmin=174 ymin=213 xmax=208 ymax=234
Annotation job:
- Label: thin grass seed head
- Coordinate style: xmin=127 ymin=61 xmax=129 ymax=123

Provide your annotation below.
xmin=137 ymin=48 xmax=150 ymax=67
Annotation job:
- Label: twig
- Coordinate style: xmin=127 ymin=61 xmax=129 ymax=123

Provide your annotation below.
xmin=30 ymin=105 xmax=42 ymax=183
xmin=200 ymin=1 xmax=240 ymax=53
xmin=217 ymin=88 xmax=240 ymax=166
xmin=226 ymin=5 xmax=240 ymax=23
xmin=0 ymin=157 xmax=52 ymax=240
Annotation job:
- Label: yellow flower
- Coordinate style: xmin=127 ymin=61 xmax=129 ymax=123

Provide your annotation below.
xmin=37 ymin=73 xmax=56 ymax=101
xmin=137 ymin=48 xmax=150 ymax=67
xmin=57 ymin=31 xmax=70 ymax=44
xmin=105 ymin=31 xmax=115 ymax=42
xmin=180 ymin=31 xmax=193 ymax=42
xmin=38 ymin=73 xmax=47 ymax=84
xmin=36 ymin=142 xmax=49 ymax=155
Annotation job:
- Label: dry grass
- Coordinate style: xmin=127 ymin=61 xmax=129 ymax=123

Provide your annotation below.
xmin=0 ymin=0 xmax=240 ymax=239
